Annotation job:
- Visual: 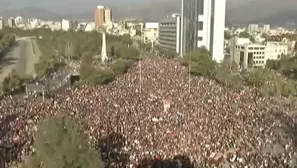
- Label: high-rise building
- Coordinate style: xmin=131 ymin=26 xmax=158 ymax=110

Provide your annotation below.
xmin=94 ymin=6 xmax=105 ymax=28
xmin=159 ymin=14 xmax=181 ymax=53
xmin=0 ymin=18 xmax=3 ymax=30
xmin=181 ymin=0 xmax=226 ymax=62
xmin=104 ymin=8 xmax=112 ymax=23
xmin=263 ymin=24 xmax=270 ymax=33
xmin=248 ymin=24 xmax=259 ymax=33
xmin=7 ymin=17 xmax=16 ymax=28
xmin=61 ymin=19 xmax=70 ymax=31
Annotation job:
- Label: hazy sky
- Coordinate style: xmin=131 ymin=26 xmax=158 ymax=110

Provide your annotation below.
xmin=0 ymin=0 xmax=150 ymax=13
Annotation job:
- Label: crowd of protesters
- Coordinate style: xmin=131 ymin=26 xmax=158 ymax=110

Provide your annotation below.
xmin=1 ymin=58 xmax=297 ymax=167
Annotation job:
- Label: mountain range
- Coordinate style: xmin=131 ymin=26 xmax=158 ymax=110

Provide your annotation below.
xmin=0 ymin=0 xmax=296 ymax=26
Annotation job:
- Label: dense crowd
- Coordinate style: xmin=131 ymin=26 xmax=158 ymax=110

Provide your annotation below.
xmin=1 ymin=58 xmax=297 ymax=167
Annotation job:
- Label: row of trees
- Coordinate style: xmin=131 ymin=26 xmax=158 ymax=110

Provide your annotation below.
xmin=0 ymin=31 xmax=16 ymax=51
xmin=182 ymin=47 xmax=297 ymax=97
xmin=0 ymin=27 xmax=180 ymax=92
xmin=2 ymin=69 xmax=24 ymax=93
xmin=21 ymin=116 xmax=104 ymax=168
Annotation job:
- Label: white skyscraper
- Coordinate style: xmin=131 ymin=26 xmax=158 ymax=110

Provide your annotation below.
xmin=61 ymin=19 xmax=70 ymax=31
xmin=181 ymin=0 xmax=226 ymax=62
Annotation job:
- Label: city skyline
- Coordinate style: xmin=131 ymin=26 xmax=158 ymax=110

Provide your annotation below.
xmin=0 ymin=0 xmax=296 ymax=25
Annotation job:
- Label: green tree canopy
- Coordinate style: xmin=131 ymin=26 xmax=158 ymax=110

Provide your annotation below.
xmin=26 ymin=116 xmax=104 ymax=168
xmin=183 ymin=47 xmax=217 ymax=77
xmin=2 ymin=69 xmax=23 ymax=93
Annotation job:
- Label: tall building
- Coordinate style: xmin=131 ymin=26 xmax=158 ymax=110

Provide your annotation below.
xmin=7 ymin=17 xmax=16 ymax=28
xmin=159 ymin=14 xmax=181 ymax=53
xmin=61 ymin=19 xmax=70 ymax=31
xmin=0 ymin=18 xmax=3 ymax=30
xmin=248 ymin=24 xmax=259 ymax=33
xmin=104 ymin=8 xmax=112 ymax=23
xmin=181 ymin=0 xmax=226 ymax=62
xmin=263 ymin=24 xmax=270 ymax=33
xmin=143 ymin=22 xmax=159 ymax=43
xmin=94 ymin=6 xmax=105 ymax=28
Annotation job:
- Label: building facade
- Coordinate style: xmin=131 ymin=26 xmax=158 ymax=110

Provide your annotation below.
xmin=104 ymin=8 xmax=112 ymax=23
xmin=263 ymin=24 xmax=270 ymax=33
xmin=248 ymin=24 xmax=259 ymax=33
xmin=61 ymin=19 xmax=70 ymax=31
xmin=0 ymin=19 xmax=3 ymax=30
xmin=181 ymin=0 xmax=226 ymax=62
xmin=7 ymin=18 xmax=16 ymax=28
xmin=233 ymin=42 xmax=288 ymax=69
xmin=143 ymin=22 xmax=159 ymax=43
xmin=94 ymin=6 xmax=105 ymax=28
xmin=159 ymin=14 xmax=181 ymax=53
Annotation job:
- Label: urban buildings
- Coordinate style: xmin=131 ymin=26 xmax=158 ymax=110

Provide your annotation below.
xmin=263 ymin=24 xmax=270 ymax=33
xmin=159 ymin=14 xmax=181 ymax=53
xmin=7 ymin=17 xmax=16 ymax=28
xmin=142 ymin=22 xmax=159 ymax=44
xmin=248 ymin=24 xmax=259 ymax=33
xmin=61 ymin=19 xmax=70 ymax=31
xmin=104 ymin=8 xmax=112 ymax=23
xmin=94 ymin=6 xmax=105 ymax=28
xmin=181 ymin=0 xmax=226 ymax=62
xmin=0 ymin=18 xmax=3 ymax=30
xmin=94 ymin=6 xmax=113 ymax=28
xmin=232 ymin=41 xmax=288 ymax=69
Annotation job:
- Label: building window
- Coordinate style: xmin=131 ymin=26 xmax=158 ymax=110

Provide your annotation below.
xmin=198 ymin=21 xmax=203 ymax=30
xmin=198 ymin=37 xmax=203 ymax=41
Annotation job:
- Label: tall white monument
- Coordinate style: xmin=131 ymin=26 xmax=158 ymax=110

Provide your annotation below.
xmin=101 ymin=31 xmax=108 ymax=63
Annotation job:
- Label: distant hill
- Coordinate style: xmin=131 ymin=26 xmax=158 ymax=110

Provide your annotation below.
xmin=0 ymin=0 xmax=297 ymax=26
xmin=0 ymin=7 xmax=60 ymax=20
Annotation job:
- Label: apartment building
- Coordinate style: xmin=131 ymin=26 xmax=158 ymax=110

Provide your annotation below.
xmin=181 ymin=0 xmax=226 ymax=62
xmin=159 ymin=14 xmax=181 ymax=53
xmin=94 ymin=6 xmax=105 ymax=28
xmin=0 ymin=19 xmax=3 ymax=30
xmin=248 ymin=24 xmax=259 ymax=33
xmin=104 ymin=8 xmax=112 ymax=23
xmin=61 ymin=19 xmax=70 ymax=31
xmin=143 ymin=22 xmax=159 ymax=43
xmin=94 ymin=6 xmax=113 ymax=28
xmin=7 ymin=17 xmax=16 ymax=28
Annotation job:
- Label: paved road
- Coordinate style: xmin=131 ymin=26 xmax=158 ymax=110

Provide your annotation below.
xmin=0 ymin=38 xmax=40 ymax=87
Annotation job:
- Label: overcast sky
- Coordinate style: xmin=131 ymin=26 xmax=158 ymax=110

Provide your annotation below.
xmin=0 ymin=0 xmax=150 ymax=13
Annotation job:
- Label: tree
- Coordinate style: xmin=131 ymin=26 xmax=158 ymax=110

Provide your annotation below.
xmin=120 ymin=34 xmax=133 ymax=47
xmin=116 ymin=46 xmax=140 ymax=61
xmin=26 ymin=116 xmax=104 ymax=168
xmin=183 ymin=47 xmax=217 ymax=77
xmin=238 ymin=31 xmax=250 ymax=38
xmin=1 ymin=34 xmax=15 ymax=47
xmin=110 ymin=59 xmax=134 ymax=76
xmin=239 ymin=31 xmax=255 ymax=43
xmin=265 ymin=59 xmax=279 ymax=71
xmin=244 ymin=69 xmax=266 ymax=87
xmin=282 ymin=80 xmax=296 ymax=97
xmin=2 ymin=69 xmax=23 ymax=93
xmin=224 ymin=31 xmax=232 ymax=40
